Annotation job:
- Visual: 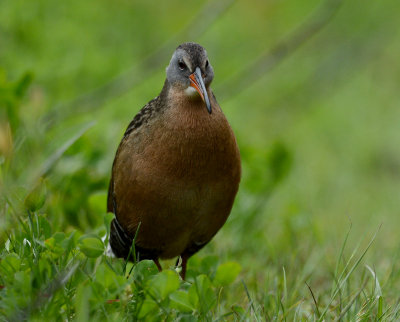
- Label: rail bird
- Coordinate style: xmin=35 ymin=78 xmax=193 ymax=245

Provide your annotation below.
xmin=108 ymin=42 xmax=241 ymax=279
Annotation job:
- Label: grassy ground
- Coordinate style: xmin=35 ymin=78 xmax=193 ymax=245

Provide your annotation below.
xmin=1 ymin=0 xmax=400 ymax=320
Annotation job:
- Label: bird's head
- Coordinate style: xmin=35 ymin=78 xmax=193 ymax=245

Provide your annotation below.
xmin=166 ymin=42 xmax=214 ymax=114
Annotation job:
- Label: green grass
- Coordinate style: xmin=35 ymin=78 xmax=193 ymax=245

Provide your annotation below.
xmin=2 ymin=0 xmax=400 ymax=320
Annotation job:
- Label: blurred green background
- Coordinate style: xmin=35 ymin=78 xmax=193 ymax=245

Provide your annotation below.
xmin=1 ymin=0 xmax=400 ymax=315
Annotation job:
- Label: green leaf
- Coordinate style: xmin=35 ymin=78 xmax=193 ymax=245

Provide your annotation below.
xmin=104 ymin=212 xmax=114 ymax=237
xmin=188 ymin=282 xmax=199 ymax=308
xmin=200 ymin=255 xmax=219 ymax=275
xmin=213 ymin=261 xmax=242 ymax=287
xmin=0 ymin=253 xmax=21 ymax=278
xmin=148 ymin=270 xmax=180 ymax=300
xmin=138 ymin=298 xmax=159 ymax=319
xmin=45 ymin=232 xmax=66 ymax=256
xmin=88 ymin=191 xmax=107 ymax=217
xmin=189 ymin=274 xmax=216 ymax=313
xmin=186 ymin=255 xmax=219 ymax=280
xmin=95 ymin=263 xmax=126 ymax=293
xmin=133 ymin=260 xmax=159 ymax=284
xmin=170 ymin=290 xmax=195 ymax=312
xmin=37 ymin=215 xmax=52 ymax=239
xmin=62 ymin=230 xmax=78 ymax=254
xmin=78 ymin=235 xmax=104 ymax=258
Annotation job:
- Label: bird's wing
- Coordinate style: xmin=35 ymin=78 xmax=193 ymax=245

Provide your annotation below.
xmin=107 ymin=96 xmax=161 ymax=214
xmin=107 ymin=178 xmax=114 ymax=213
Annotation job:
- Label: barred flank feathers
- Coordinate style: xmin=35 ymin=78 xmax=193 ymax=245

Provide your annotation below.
xmin=109 ymin=218 xmax=161 ymax=261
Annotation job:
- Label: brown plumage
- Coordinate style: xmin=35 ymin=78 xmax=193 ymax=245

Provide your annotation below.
xmin=107 ymin=42 xmax=241 ymax=279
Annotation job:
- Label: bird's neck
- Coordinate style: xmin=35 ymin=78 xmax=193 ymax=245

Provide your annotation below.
xmin=163 ymin=80 xmax=212 ymax=113
xmin=159 ymin=79 xmax=171 ymax=101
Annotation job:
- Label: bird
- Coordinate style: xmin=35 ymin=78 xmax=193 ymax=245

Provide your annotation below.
xmin=107 ymin=42 xmax=241 ymax=279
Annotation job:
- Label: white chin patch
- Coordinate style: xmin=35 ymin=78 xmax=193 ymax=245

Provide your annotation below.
xmin=185 ymin=86 xmax=199 ymax=97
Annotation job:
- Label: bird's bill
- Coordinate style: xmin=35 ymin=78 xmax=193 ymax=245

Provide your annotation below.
xmin=189 ymin=67 xmax=212 ymax=114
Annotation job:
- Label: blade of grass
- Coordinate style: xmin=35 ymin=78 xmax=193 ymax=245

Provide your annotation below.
xmin=331 ymin=222 xmax=352 ymax=297
xmin=319 ymin=225 xmax=381 ymax=321
xmin=9 ymin=262 xmax=80 ymax=321
xmin=241 ymin=279 xmax=259 ymax=321
xmin=124 ymin=222 xmax=141 ymax=277
xmin=37 ymin=120 xmax=96 ymax=179
xmin=365 ymin=265 xmax=382 ymax=298
xmin=334 ymin=278 xmax=368 ymax=321
xmin=282 ymin=266 xmax=287 ymax=303
xmin=306 ymin=282 xmax=321 ymax=318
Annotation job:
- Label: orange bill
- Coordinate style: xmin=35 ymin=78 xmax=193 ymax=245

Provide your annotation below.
xmin=189 ymin=67 xmax=212 ymax=114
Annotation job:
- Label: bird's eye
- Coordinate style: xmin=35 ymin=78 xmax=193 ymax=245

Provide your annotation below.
xmin=178 ymin=61 xmax=187 ymax=70
xmin=205 ymin=60 xmax=209 ymax=68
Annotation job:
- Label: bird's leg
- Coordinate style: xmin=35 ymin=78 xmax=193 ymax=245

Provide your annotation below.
xmin=154 ymin=258 xmax=162 ymax=272
xmin=178 ymin=254 xmax=189 ymax=280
